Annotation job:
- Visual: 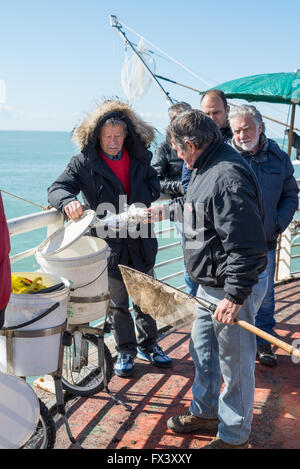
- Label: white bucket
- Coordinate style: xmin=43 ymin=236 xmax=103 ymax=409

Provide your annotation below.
xmin=0 ymin=272 xmax=69 ymax=377
xmin=35 ymin=236 xmax=110 ymax=325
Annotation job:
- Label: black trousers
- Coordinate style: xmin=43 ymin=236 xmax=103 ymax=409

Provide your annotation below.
xmin=108 ymin=269 xmax=157 ymax=356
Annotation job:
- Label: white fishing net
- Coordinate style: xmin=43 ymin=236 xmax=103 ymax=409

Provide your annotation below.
xmin=121 ymin=38 xmax=156 ymax=101
xmin=119 ymin=265 xmax=198 ymax=326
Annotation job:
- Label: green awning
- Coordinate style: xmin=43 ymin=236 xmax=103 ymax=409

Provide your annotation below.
xmin=204 ymin=72 xmax=300 ymax=105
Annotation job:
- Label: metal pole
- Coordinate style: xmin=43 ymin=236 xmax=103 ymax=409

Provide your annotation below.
xmin=288 ymin=103 xmax=296 ymax=157
xmin=110 ymin=15 xmax=174 ymax=105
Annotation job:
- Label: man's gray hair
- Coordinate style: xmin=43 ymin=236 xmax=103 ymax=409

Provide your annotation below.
xmin=168 ymin=102 xmax=192 ymax=120
xmin=228 ymin=105 xmax=265 ymax=133
xmin=103 ymin=117 xmax=128 ymax=134
xmin=167 ymin=109 xmax=222 ymax=150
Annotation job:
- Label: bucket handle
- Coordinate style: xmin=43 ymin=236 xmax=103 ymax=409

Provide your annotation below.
xmin=30 ymin=283 xmax=65 ymax=294
xmin=70 ymin=265 xmax=108 ymax=292
xmin=1 ymin=302 xmax=60 ymax=331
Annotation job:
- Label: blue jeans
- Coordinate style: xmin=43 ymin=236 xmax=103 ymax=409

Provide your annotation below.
xmin=184 ymin=267 xmax=199 ymax=296
xmin=189 ymin=271 xmax=268 ymax=444
xmin=175 ymin=221 xmax=199 ymax=297
xmin=255 ymin=249 xmax=276 ymax=346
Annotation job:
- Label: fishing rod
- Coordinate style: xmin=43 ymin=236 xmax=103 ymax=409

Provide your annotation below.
xmin=110 ymin=15 xmax=174 ymax=106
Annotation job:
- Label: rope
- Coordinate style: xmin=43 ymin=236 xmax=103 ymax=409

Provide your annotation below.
xmin=0 ymin=189 xmax=48 ymax=210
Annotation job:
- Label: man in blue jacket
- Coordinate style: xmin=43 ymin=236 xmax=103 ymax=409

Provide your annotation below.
xmin=229 ymin=105 xmax=299 ymax=367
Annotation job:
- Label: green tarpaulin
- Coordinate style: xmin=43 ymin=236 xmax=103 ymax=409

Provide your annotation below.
xmin=205 ymin=72 xmax=300 ymax=105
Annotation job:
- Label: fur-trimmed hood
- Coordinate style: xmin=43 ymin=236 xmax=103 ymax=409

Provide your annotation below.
xmin=72 ymin=99 xmax=156 ymax=157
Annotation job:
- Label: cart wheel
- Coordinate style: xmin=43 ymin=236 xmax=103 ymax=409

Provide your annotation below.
xmin=61 ymin=332 xmax=113 ymax=397
xmin=21 ymin=399 xmax=56 ymax=449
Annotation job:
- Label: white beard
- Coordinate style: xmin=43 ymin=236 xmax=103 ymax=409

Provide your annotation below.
xmin=238 ymin=133 xmax=260 ymax=152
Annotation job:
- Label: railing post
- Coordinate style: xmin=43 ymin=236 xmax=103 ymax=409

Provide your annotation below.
xmin=276 ymin=226 xmax=292 ymax=281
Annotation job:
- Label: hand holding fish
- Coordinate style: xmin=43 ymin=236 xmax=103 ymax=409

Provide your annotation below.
xmin=144 ymin=204 xmax=165 ymax=223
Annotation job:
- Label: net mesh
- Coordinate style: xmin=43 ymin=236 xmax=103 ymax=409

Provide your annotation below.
xmin=121 ymin=38 xmax=156 ymax=101
xmin=119 ymin=265 xmax=198 ymax=326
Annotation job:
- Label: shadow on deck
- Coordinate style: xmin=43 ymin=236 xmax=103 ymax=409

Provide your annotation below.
xmin=53 ymin=279 xmax=300 ymax=450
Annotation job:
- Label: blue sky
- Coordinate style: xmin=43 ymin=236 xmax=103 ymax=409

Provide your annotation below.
xmin=0 ymin=0 xmax=299 ymax=138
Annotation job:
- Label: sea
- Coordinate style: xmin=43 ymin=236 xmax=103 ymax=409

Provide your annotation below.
xmin=1 ymin=129 xmax=300 ymax=279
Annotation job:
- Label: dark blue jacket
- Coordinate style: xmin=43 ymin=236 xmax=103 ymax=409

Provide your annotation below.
xmin=235 ymin=137 xmax=299 ymax=250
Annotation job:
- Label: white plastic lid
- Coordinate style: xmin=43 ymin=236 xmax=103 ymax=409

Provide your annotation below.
xmin=36 ymin=209 xmax=97 ymax=257
xmin=0 ymin=373 xmax=40 ymax=449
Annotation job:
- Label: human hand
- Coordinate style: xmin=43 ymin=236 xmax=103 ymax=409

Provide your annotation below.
xmin=143 ymin=204 xmax=165 ymax=223
xmin=64 ymin=200 xmax=83 ymax=220
xmin=213 ymin=298 xmax=242 ymax=325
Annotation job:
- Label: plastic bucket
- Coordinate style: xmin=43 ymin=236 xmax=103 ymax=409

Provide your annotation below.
xmin=35 ymin=236 xmax=110 ymax=325
xmin=0 ymin=272 xmax=69 ymax=377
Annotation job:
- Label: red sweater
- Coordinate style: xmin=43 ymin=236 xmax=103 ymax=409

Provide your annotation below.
xmin=0 ymin=193 xmax=11 ymax=310
xmin=99 ymin=148 xmax=130 ymax=196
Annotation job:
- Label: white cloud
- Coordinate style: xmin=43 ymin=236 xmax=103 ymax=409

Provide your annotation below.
xmin=0 ymin=104 xmax=24 ymax=118
xmin=0 ymin=104 xmax=79 ymax=121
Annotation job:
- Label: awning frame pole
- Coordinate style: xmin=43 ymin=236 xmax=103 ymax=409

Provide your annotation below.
xmin=288 ymin=103 xmax=296 ymax=157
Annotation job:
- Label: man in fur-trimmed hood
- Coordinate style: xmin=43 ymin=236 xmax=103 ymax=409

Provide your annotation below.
xmin=48 ymin=99 xmax=172 ymax=377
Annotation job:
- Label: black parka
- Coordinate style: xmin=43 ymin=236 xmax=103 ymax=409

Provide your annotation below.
xmin=48 ymin=104 xmax=160 ymax=279
xmin=152 ymin=141 xmax=184 ymax=198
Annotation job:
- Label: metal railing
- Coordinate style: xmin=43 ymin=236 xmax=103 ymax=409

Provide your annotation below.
xmin=7 ymin=199 xmax=186 ymax=289
xmin=7 ymin=186 xmax=300 ymax=282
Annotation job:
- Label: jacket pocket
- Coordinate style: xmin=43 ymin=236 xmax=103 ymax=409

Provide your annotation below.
xmin=260 ymin=165 xmax=281 ymax=191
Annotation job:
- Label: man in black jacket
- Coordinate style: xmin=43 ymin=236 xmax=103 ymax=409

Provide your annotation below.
xmin=152 ymin=102 xmax=192 ymax=199
xmin=147 ymin=110 xmax=268 ymax=449
xmin=181 ymin=90 xmax=233 ymax=296
xmin=48 ymin=99 xmax=172 ymax=378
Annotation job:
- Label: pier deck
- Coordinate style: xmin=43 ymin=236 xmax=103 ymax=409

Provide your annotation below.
xmin=46 ymin=278 xmax=300 ymax=450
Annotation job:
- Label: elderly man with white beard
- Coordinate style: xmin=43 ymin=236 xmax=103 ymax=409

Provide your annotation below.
xmin=229 ymin=105 xmax=299 ymax=367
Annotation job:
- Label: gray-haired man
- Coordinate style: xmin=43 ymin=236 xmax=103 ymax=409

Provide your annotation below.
xmin=147 ymin=109 xmax=268 ymax=449
xmin=229 ymin=105 xmax=299 ymax=367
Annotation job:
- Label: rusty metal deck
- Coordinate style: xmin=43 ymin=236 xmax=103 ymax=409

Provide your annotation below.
xmin=52 ymin=279 xmax=300 ymax=450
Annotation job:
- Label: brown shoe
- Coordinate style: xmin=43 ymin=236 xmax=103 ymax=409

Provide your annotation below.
xmin=201 ymin=436 xmax=249 ymax=449
xmin=167 ymin=411 xmax=219 ymax=433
